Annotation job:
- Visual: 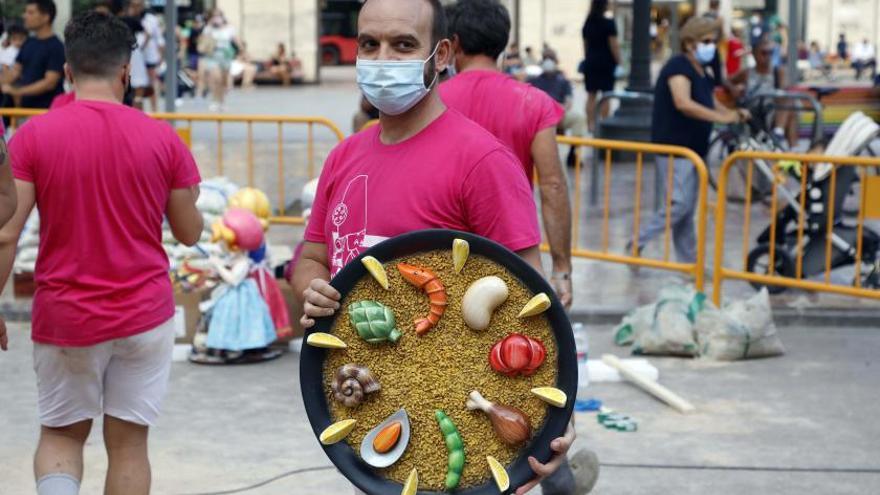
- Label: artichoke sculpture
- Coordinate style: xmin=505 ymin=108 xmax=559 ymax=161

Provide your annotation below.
xmin=348 ymin=300 xmax=401 ymax=344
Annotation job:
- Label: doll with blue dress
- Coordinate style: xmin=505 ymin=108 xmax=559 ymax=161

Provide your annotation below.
xmin=190 ymin=207 xmax=279 ymax=364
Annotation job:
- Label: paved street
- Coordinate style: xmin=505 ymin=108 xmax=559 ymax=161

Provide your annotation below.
xmin=2 ymin=321 xmax=879 ymax=494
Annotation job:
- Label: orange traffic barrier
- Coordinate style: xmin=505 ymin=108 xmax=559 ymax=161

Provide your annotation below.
xmin=556 ymin=136 xmax=710 ymax=291
xmin=712 ymin=150 xmax=880 ymax=304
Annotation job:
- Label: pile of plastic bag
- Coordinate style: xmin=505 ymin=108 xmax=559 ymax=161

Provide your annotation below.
xmin=613 ymin=285 xmax=785 ymax=361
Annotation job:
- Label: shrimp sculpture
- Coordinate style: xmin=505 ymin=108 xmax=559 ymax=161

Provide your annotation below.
xmin=397 ymin=263 xmax=448 ymax=335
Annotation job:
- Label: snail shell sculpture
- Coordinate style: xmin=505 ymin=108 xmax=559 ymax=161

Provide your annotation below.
xmin=332 ymin=364 xmax=381 ymax=407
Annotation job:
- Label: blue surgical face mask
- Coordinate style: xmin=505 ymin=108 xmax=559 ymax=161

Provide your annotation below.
xmin=356 ymin=44 xmax=440 ymax=116
xmin=695 ymin=42 xmax=716 ymax=64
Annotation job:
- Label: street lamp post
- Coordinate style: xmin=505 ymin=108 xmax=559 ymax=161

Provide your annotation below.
xmin=627 ymin=0 xmax=653 ymax=94
xmin=597 ymin=0 xmax=653 ymax=143
xmin=164 ymin=0 xmax=178 ymax=114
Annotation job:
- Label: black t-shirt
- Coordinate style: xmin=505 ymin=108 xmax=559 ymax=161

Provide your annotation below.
xmin=15 ymin=35 xmax=65 ymax=109
xmin=651 ymin=54 xmax=715 ymax=157
xmin=582 ymin=17 xmax=617 ymax=66
xmin=529 ymin=73 xmax=572 ymax=105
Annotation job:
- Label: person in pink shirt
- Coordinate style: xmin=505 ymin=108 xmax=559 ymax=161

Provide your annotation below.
xmin=0 ymin=12 xmax=203 ymax=495
xmin=292 ymin=1 xmax=576 ymax=493
xmin=439 ymin=0 xmax=573 ymax=310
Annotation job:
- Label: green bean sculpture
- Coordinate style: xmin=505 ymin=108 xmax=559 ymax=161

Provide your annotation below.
xmin=348 ymin=301 xmax=401 ymax=344
xmin=435 ymin=409 xmax=465 ymax=490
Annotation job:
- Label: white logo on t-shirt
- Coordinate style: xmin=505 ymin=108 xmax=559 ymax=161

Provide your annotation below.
xmin=329 ymin=174 xmax=388 ymax=276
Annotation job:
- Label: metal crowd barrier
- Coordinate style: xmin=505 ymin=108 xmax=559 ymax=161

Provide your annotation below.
xmin=0 ymin=108 xmax=345 ymax=226
xmin=712 ymin=150 xmax=880 ymax=304
xmin=558 ymin=136 xmax=710 ymax=291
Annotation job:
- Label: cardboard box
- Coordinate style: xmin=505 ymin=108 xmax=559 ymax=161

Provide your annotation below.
xmin=173 ymin=288 xmax=211 ymax=345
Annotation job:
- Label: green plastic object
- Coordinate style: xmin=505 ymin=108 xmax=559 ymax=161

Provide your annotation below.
xmin=348 ymin=301 xmax=401 ymax=344
xmin=435 ymin=410 xmax=465 ymax=490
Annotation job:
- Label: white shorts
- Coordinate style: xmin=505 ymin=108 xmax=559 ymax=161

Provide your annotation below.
xmin=33 ymin=319 xmax=175 ymax=428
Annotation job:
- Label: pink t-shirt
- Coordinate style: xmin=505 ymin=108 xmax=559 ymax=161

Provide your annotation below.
xmin=305 ymin=109 xmax=541 ymax=277
xmin=10 ymin=100 xmax=201 ymax=346
xmin=49 ymin=92 xmax=75 ymax=110
xmin=440 ymin=70 xmax=564 ymax=179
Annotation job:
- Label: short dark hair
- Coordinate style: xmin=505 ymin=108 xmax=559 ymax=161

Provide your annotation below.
xmin=27 ymin=0 xmax=57 ymax=23
xmin=427 ymin=0 xmax=447 ymax=47
xmin=64 ymin=11 xmax=136 ymax=79
xmin=446 ymin=0 xmax=510 ymax=60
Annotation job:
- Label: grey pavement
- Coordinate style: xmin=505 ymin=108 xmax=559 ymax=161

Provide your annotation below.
xmin=2 ymin=321 xmax=880 ymax=494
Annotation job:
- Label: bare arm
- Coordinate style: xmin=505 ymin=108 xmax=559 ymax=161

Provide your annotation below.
xmin=292 ymin=241 xmax=340 ymax=329
xmin=1 ymin=63 xmax=21 ymax=85
xmin=609 ymin=35 xmax=621 ymax=64
xmin=516 ymin=245 xmax=544 ymax=276
xmin=0 ymin=139 xmax=18 ymax=228
xmin=531 ymin=127 xmax=572 ymax=307
xmin=4 ymin=71 xmax=61 ymax=97
xmin=0 ymin=179 xmax=35 ymax=351
xmin=669 ymin=75 xmax=740 ymax=124
xmin=166 ymin=186 xmax=203 ymax=246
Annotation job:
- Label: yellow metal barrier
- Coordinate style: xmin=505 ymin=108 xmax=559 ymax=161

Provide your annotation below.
xmin=712 ymin=150 xmax=880 ymax=305
xmin=0 ymin=108 xmax=345 ymax=226
xmin=557 ymin=136 xmax=710 ymax=291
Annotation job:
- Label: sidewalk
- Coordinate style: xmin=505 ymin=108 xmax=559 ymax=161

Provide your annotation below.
xmin=2 ymin=322 xmax=878 ymax=494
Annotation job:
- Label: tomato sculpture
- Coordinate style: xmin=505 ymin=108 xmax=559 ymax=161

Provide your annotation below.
xmin=489 ymin=333 xmax=546 ymax=377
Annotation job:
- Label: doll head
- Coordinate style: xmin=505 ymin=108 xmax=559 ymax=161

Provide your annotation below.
xmin=212 ymin=207 xmax=264 ymax=252
xmin=228 ymin=187 xmax=271 ymax=230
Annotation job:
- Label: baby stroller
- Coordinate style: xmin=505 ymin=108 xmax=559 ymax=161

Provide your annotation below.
xmin=746 ymin=112 xmax=880 ymax=293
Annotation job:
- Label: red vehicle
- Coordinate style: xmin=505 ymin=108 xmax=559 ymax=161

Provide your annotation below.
xmin=320 ymin=0 xmax=362 ymax=65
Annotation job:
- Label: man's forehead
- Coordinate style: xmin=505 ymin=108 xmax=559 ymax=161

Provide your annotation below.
xmin=358 ymin=0 xmax=432 ymax=39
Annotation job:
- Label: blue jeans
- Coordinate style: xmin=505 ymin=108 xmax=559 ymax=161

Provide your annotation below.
xmin=637 ymin=156 xmax=700 ymax=263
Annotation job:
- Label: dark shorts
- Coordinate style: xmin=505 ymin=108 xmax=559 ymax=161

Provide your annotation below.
xmin=583 ymin=61 xmax=616 ymax=93
xmin=146 ymin=62 xmax=159 ymax=70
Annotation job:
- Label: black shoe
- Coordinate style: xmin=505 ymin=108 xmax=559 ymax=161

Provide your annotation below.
xmin=624 ymin=240 xmax=643 ymax=257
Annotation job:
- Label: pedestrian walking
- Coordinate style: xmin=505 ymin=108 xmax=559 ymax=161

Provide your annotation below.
xmin=200 ymin=8 xmax=240 ymax=111
xmin=1 ymin=0 xmax=65 ymax=109
xmin=581 ymin=0 xmax=619 ymax=134
xmin=440 ymin=0 xmax=574 ymax=310
xmin=0 ymin=12 xmax=202 ymax=495
xmin=634 ymin=16 xmax=747 ymax=263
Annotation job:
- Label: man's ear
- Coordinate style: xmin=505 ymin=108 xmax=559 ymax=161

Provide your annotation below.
xmin=435 ymin=38 xmax=452 ymax=74
xmin=121 ymin=63 xmax=131 ymax=85
xmin=449 ymin=34 xmax=461 ymax=57
xmin=63 ymin=63 xmax=74 ymax=84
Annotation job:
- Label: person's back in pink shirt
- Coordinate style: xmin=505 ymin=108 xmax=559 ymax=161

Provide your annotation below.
xmin=10 ymin=100 xmax=201 ymax=346
xmin=440 ymin=69 xmax=563 ymax=179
